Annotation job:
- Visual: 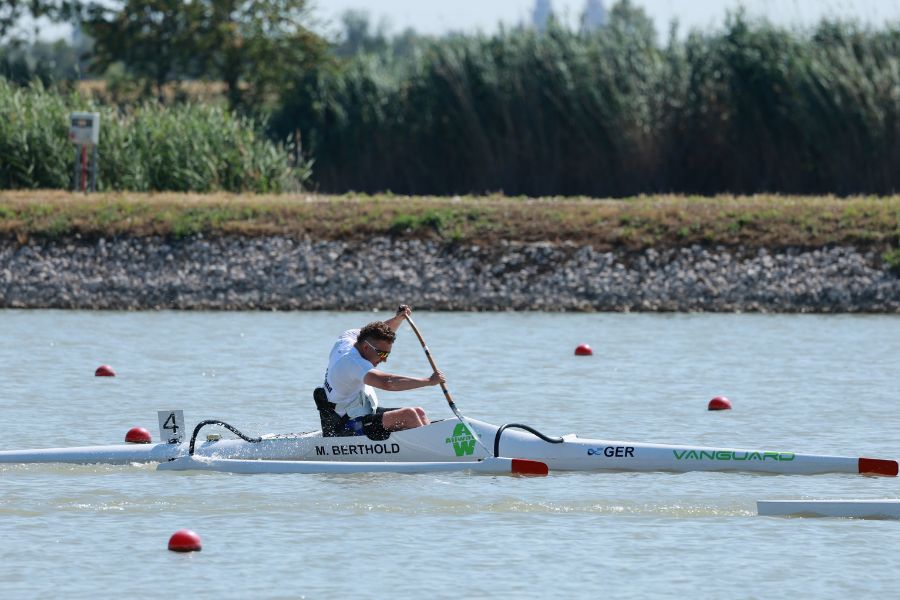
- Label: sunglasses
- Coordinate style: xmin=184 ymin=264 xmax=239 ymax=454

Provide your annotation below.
xmin=363 ymin=340 xmax=391 ymax=360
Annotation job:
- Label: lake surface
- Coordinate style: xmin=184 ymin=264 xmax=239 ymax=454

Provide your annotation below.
xmin=1 ymin=310 xmax=899 ymax=599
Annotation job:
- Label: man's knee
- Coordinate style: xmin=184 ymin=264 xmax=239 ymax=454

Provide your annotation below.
xmin=384 ymin=407 xmax=424 ymax=430
xmin=410 ymin=407 xmax=428 ymax=424
xmin=394 ymin=407 xmax=420 ymax=423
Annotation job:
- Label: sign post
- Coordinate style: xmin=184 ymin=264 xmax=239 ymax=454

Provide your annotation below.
xmin=69 ymin=112 xmax=100 ymax=193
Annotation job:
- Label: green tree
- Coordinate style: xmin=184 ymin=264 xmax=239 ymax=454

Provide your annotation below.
xmin=332 ymin=10 xmax=389 ymax=57
xmin=82 ymin=0 xmax=326 ymax=109
xmin=331 ymin=10 xmax=427 ymax=61
xmin=606 ymin=0 xmax=656 ymax=44
xmin=0 ymin=38 xmax=82 ymax=84
xmin=195 ymin=0 xmax=326 ymax=109
xmin=84 ymin=0 xmax=201 ymax=100
xmin=0 ymin=1 xmax=75 ymax=44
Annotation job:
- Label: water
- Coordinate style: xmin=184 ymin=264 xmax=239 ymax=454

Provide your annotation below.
xmin=1 ymin=310 xmax=899 ymax=599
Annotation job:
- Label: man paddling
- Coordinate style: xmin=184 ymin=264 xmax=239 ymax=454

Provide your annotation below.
xmin=315 ymin=305 xmax=444 ymax=439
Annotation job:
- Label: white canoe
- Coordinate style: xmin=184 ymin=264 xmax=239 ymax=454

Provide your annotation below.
xmin=0 ymin=415 xmax=896 ymax=477
xmin=158 ymin=455 xmax=548 ymax=475
xmin=758 ymin=500 xmax=900 ymax=519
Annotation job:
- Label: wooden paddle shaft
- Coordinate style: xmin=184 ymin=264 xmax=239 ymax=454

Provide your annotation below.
xmin=404 ymin=314 xmax=493 ymax=457
xmin=404 ymin=315 xmax=456 ymax=407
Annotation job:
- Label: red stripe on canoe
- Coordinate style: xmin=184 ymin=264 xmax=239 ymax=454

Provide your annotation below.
xmin=511 ymin=459 xmax=549 ymax=476
xmin=859 ymin=457 xmax=899 ymax=476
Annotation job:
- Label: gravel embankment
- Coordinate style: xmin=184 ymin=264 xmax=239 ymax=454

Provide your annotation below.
xmin=0 ymin=236 xmax=897 ymax=312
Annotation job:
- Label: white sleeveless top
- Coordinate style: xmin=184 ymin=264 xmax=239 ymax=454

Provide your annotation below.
xmin=322 ymin=329 xmax=379 ymax=418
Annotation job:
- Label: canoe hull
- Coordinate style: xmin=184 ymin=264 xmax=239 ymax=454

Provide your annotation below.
xmin=1 ymin=418 xmax=896 ymax=476
xmin=157 ymin=455 xmax=548 ymax=475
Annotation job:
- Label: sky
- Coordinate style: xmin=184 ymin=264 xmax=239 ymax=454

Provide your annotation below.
xmin=308 ymin=0 xmax=900 ymax=38
xmin=19 ymin=0 xmax=900 ymax=43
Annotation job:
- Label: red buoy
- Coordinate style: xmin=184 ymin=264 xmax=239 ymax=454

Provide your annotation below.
xmin=168 ymin=529 xmax=202 ymax=552
xmin=574 ymin=344 xmax=593 ymax=356
xmin=95 ymin=365 xmax=116 ymax=377
xmin=708 ymin=396 xmax=732 ymax=411
xmin=125 ymin=427 xmax=152 ymax=444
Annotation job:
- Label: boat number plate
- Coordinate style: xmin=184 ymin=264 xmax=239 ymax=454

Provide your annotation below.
xmin=158 ymin=410 xmax=185 ymax=444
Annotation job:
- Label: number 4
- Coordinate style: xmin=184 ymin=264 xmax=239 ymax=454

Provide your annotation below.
xmin=157 ymin=410 xmax=185 ymax=444
xmin=163 ymin=413 xmax=179 ymax=434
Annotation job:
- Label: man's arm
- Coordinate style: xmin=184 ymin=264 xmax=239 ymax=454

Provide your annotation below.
xmin=364 ymin=369 xmax=444 ymax=391
xmin=383 ymin=304 xmax=411 ymax=332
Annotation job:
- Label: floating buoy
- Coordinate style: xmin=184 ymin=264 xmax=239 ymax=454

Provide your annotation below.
xmin=708 ymin=396 xmax=732 ymax=411
xmin=574 ymin=344 xmax=593 ymax=356
xmin=95 ymin=365 xmax=116 ymax=377
xmin=125 ymin=427 xmax=152 ymax=444
xmin=168 ymin=529 xmax=202 ymax=552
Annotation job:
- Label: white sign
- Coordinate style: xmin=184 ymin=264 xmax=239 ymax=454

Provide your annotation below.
xmin=69 ymin=111 xmax=100 ymax=145
xmin=158 ymin=410 xmax=186 ymax=444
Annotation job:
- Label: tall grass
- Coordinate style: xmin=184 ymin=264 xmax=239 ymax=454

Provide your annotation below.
xmin=276 ymin=15 xmax=900 ymax=196
xmin=0 ymin=79 xmax=306 ymax=192
xmin=0 ymin=79 xmax=73 ymax=189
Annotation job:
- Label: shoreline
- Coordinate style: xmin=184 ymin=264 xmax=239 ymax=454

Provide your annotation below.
xmin=1 ymin=236 xmax=897 ymax=312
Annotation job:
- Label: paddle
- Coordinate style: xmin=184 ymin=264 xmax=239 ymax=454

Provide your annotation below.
xmin=404 ymin=314 xmax=493 ymax=457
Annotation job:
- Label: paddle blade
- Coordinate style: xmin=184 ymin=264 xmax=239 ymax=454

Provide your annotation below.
xmin=511 ymin=459 xmax=549 ymax=476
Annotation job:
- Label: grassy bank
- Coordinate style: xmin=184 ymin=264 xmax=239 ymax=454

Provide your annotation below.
xmin=1 ymin=192 xmax=898 ymax=265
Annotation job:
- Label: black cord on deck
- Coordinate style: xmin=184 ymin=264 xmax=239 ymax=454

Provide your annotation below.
xmin=188 ymin=420 xmax=262 ymax=456
xmin=493 ymin=423 xmax=564 ymax=458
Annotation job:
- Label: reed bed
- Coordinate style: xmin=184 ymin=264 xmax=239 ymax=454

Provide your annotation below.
xmin=0 ymin=79 xmax=304 ymax=193
xmin=4 ymin=15 xmax=900 ymax=198
xmin=277 ymin=16 xmax=900 ymax=197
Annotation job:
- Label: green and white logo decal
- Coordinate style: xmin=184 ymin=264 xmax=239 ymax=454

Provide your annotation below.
xmin=446 ymin=423 xmax=476 ymax=456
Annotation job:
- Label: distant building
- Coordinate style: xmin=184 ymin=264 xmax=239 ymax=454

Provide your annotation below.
xmin=581 ymin=0 xmax=606 ymax=31
xmin=532 ymin=0 xmax=553 ymax=32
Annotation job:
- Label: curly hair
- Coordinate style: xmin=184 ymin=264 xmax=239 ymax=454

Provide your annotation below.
xmin=358 ymin=321 xmax=396 ymax=344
